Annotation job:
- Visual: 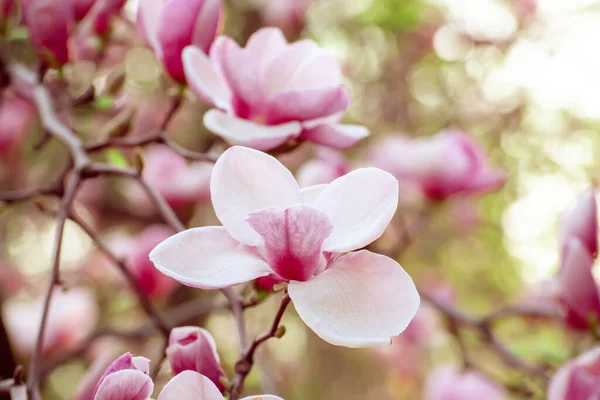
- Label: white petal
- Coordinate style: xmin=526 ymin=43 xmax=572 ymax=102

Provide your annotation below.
xmin=158 ymin=371 xmax=223 ymax=400
xmin=203 ymin=109 xmax=302 ymax=151
xmin=289 ymin=250 xmax=420 ymax=347
xmin=210 ymin=146 xmax=302 ymax=246
xmin=316 ymin=168 xmax=398 ymax=253
xmin=149 ymin=227 xmax=272 ymax=289
xmin=300 ymin=184 xmax=327 ymax=205
xmin=183 ymin=46 xmax=232 ymax=111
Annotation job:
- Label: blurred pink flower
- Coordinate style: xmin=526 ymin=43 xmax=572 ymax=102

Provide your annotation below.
xmin=3 ymin=288 xmax=98 ymax=357
xmin=71 ymin=0 xmax=95 ymax=21
xmin=1 ymin=0 xmax=13 ymax=21
xmin=424 ymin=367 xmax=507 ymax=400
xmin=125 ymin=225 xmax=179 ymax=299
xmin=260 ymin=0 xmax=312 ymax=33
xmin=167 ymin=327 xmax=226 ymax=392
xmin=150 ymin=146 xmax=419 ymax=347
xmin=92 ymin=354 xmax=281 ymax=400
xmin=548 ymin=347 xmax=600 ymax=400
xmin=182 ymin=27 xmax=368 ymax=151
xmin=85 ymin=0 xmax=127 ymax=35
xmin=370 ymin=129 xmax=506 ymax=201
xmin=297 ymin=147 xmax=350 ymax=187
xmin=76 ymin=352 xmax=118 ymax=400
xmin=0 ymin=91 xmax=36 ymax=154
xmin=138 ymin=0 xmax=222 ymax=83
xmin=22 ymin=0 xmax=73 ymax=66
xmin=560 ymin=188 xmax=598 ymax=259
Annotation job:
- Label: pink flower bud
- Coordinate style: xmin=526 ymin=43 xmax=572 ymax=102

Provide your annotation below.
xmin=71 ymin=0 xmax=96 ymax=21
xmin=85 ymin=0 xmax=127 ymax=35
xmin=549 ymin=347 xmax=600 ymax=400
xmin=556 ymin=238 xmax=600 ymax=329
xmin=3 ymin=288 xmax=98 ymax=357
xmin=167 ymin=327 xmax=226 ymax=392
xmin=138 ymin=0 xmax=222 ymax=83
xmin=370 ymin=129 xmax=506 ymax=201
xmin=22 ymin=0 xmax=73 ymax=67
xmin=560 ymin=188 xmax=598 ymax=259
xmin=91 ymin=353 xmax=153 ymax=400
xmin=0 ymin=91 xmax=36 ymax=154
xmin=126 ymin=225 xmax=179 ymax=299
xmin=424 ymin=367 xmax=507 ymax=400
xmin=297 ymin=148 xmax=350 ymax=187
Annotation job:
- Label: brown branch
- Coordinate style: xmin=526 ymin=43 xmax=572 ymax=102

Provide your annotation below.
xmin=229 ymin=294 xmax=291 ymax=400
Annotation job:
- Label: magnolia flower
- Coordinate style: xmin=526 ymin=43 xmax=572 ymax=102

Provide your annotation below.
xmin=260 ymin=0 xmax=312 ymax=33
xmin=548 ymin=347 xmax=600 ymax=400
xmin=93 ymin=353 xmax=281 ymax=400
xmin=0 ymin=91 xmax=36 ymax=154
xmin=182 ymin=27 xmax=369 ymax=151
xmin=138 ymin=0 xmax=222 ymax=83
xmin=167 ymin=327 xmax=226 ymax=392
xmin=71 ymin=0 xmax=96 ymax=21
xmin=84 ymin=0 xmax=127 ymax=35
xmin=150 ymin=146 xmax=419 ymax=347
xmin=22 ymin=0 xmax=73 ymax=66
xmin=370 ymin=129 xmax=506 ymax=201
xmin=424 ymin=367 xmax=507 ymax=400
xmin=296 ymin=148 xmax=350 ymax=187
xmin=3 ymin=288 xmax=98 ymax=356
xmin=560 ymin=188 xmax=598 ymax=259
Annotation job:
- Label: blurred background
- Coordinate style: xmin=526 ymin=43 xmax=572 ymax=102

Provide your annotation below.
xmin=2 ymin=0 xmax=599 ymax=398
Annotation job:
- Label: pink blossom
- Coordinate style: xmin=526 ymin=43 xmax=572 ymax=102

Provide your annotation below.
xmin=93 ymin=355 xmax=281 ymax=400
xmin=0 ymin=91 xmax=36 ymax=154
xmin=71 ymin=0 xmax=96 ymax=21
xmin=3 ymin=288 xmax=98 ymax=357
xmin=260 ymin=0 xmax=312 ymax=33
xmin=1 ymin=0 xmax=13 ymax=20
xmin=424 ymin=367 xmax=507 ymax=400
xmin=125 ymin=225 xmax=179 ymax=299
xmin=297 ymin=147 xmax=350 ymax=187
xmin=167 ymin=327 xmax=226 ymax=392
xmin=555 ymin=238 xmax=600 ymax=329
xmin=83 ymin=0 xmax=127 ymax=35
xmin=370 ymin=129 xmax=506 ymax=201
xmin=150 ymin=146 xmax=419 ymax=347
xmin=138 ymin=0 xmax=222 ymax=83
xmin=22 ymin=0 xmax=73 ymax=67
xmin=182 ymin=27 xmax=369 ymax=151
xmin=548 ymin=347 xmax=600 ymax=400
xmin=560 ymin=188 xmax=598 ymax=259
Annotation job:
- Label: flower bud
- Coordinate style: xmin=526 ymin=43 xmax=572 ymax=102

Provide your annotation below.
xmin=138 ymin=0 xmax=222 ymax=82
xmin=91 ymin=353 xmax=153 ymax=400
xmin=549 ymin=347 xmax=600 ymax=400
xmin=167 ymin=327 xmax=227 ymax=393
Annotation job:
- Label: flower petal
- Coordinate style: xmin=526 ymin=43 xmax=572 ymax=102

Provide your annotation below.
xmin=241 ymin=397 xmax=284 ymax=400
xmin=158 ymin=371 xmax=223 ymax=400
xmin=246 ymin=205 xmax=333 ymax=281
xmin=93 ymin=370 xmax=154 ymax=400
xmin=301 ymin=123 xmax=369 ymax=149
xmin=265 ymin=86 xmax=351 ymax=125
xmin=211 ymin=146 xmax=302 ymax=245
xmin=245 ymin=27 xmax=288 ymax=76
xmin=300 ymin=184 xmax=327 ymax=205
xmin=315 ymin=168 xmax=398 ymax=253
xmin=183 ymin=46 xmax=232 ymax=111
xmin=191 ymin=0 xmax=222 ymax=53
xmin=149 ymin=227 xmax=272 ymax=289
xmin=137 ymin=0 xmax=163 ymax=55
xmin=288 ymin=250 xmax=420 ymax=347
xmin=204 ymin=109 xmax=302 ymax=151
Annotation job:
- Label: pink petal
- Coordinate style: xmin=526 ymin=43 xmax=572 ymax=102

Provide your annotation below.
xmin=300 ymin=184 xmax=327 ymax=205
xmin=288 ymin=250 xmax=420 ymax=347
xmin=93 ymin=370 xmax=154 ymax=400
xmin=560 ymin=188 xmax=598 ymax=258
xmin=183 ymin=46 xmax=232 ymax=111
xmin=315 ymin=168 xmax=398 ymax=253
xmin=203 ymin=109 xmax=302 ymax=151
xmin=264 ymin=86 xmax=351 ymax=125
xmin=158 ymin=371 xmax=223 ymax=400
xmin=137 ymin=0 xmax=163 ymax=55
xmin=245 ymin=27 xmax=288 ymax=76
xmin=210 ymin=146 xmax=302 ymax=246
xmin=246 ymin=205 xmax=333 ymax=281
xmin=241 ymin=397 xmax=284 ymax=400
xmin=191 ymin=0 xmax=222 ymax=53
xmin=285 ymin=51 xmax=343 ymax=91
xmin=301 ymin=123 xmax=369 ymax=149
xmin=149 ymin=226 xmax=272 ymax=289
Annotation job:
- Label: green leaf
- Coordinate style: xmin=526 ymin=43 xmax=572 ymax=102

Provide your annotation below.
xmin=106 ymin=149 xmax=129 ymax=167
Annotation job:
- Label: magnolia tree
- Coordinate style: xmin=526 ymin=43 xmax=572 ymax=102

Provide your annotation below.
xmin=0 ymin=0 xmax=597 ymax=399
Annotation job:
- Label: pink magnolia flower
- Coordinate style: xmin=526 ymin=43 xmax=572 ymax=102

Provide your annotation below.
xmin=370 ymin=129 xmax=506 ymax=201
xmin=0 ymin=91 xmax=36 ymax=154
xmin=93 ymin=354 xmax=281 ymax=400
xmin=125 ymin=225 xmax=179 ymax=299
xmin=560 ymin=188 xmax=598 ymax=259
xmin=71 ymin=0 xmax=95 ymax=21
xmin=84 ymin=0 xmax=127 ymax=35
xmin=167 ymin=327 xmax=226 ymax=392
xmin=138 ymin=0 xmax=222 ymax=83
xmin=3 ymin=288 xmax=98 ymax=357
xmin=555 ymin=238 xmax=600 ymax=329
xmin=150 ymin=146 xmax=419 ymax=347
xmin=22 ymin=0 xmax=73 ymax=66
xmin=182 ymin=27 xmax=369 ymax=151
xmin=424 ymin=367 xmax=507 ymax=400
xmin=297 ymin=147 xmax=350 ymax=187
xmin=548 ymin=347 xmax=600 ymax=400
xmin=260 ymin=0 xmax=312 ymax=33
